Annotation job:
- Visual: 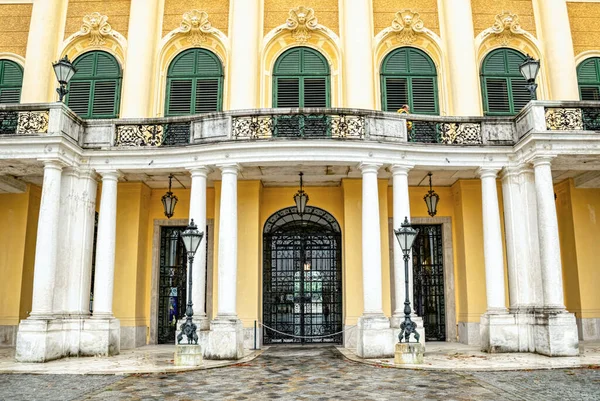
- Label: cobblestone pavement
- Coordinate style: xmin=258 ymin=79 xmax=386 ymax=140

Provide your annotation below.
xmin=1 ymin=346 xmax=599 ymax=401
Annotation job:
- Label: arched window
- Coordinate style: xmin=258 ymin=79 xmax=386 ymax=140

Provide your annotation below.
xmin=577 ymin=57 xmax=600 ymax=100
xmin=480 ymin=48 xmax=532 ymax=116
xmin=0 ymin=60 xmax=23 ymax=104
xmin=165 ymin=48 xmax=223 ymax=116
xmin=66 ymin=51 xmax=122 ymax=119
xmin=380 ymin=47 xmax=438 ymax=114
xmin=273 ymin=47 xmax=330 ymax=108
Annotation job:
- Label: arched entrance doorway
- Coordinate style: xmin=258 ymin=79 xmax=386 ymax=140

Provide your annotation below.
xmin=263 ymin=206 xmax=342 ymax=344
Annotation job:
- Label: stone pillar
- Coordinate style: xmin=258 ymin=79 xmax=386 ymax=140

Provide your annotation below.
xmin=439 ymin=0 xmax=481 ymax=115
xmin=228 ymin=0 xmax=261 ymax=109
xmin=530 ymin=157 xmax=578 ymax=356
xmin=120 ymin=0 xmax=163 ymax=117
xmin=356 ymin=163 xmax=394 ymax=359
xmin=207 ymin=164 xmax=243 ymax=360
xmin=21 ymin=0 xmax=68 ymax=102
xmin=532 ymin=0 xmax=579 ymax=100
xmin=16 ymin=160 xmax=64 ymax=362
xmin=188 ymin=167 xmax=209 ymax=330
xmin=340 ymin=0 xmax=375 ymax=108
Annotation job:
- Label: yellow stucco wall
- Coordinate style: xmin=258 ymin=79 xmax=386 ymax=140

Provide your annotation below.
xmin=65 ymin=0 xmax=131 ymax=38
xmin=567 ymin=2 xmax=600 ymax=57
xmin=264 ymin=0 xmax=339 ymax=36
xmin=472 ymin=0 xmax=536 ymax=36
xmin=162 ymin=0 xmax=229 ymax=37
xmin=373 ymin=0 xmax=439 ymax=36
xmin=0 ymin=4 xmax=32 ymax=57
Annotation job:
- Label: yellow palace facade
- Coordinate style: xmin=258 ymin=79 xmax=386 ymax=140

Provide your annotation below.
xmin=0 ymin=0 xmax=599 ymax=362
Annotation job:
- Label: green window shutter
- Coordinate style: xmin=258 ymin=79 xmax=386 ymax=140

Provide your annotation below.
xmin=0 ymin=60 xmax=23 ymax=104
xmin=380 ymin=47 xmax=438 ymax=114
xmin=577 ymin=58 xmax=600 ymax=100
xmin=165 ymin=49 xmax=223 ymax=116
xmin=67 ymin=51 xmax=122 ymax=119
xmin=273 ymin=47 xmax=330 ymax=107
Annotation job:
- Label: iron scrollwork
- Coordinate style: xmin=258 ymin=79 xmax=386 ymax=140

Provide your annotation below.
xmin=438 ymin=122 xmax=482 ymax=145
xmin=581 ymin=108 xmax=600 ymax=131
xmin=545 ymin=108 xmax=584 ymax=130
xmin=331 ymin=115 xmax=364 ymax=138
xmin=115 ymin=123 xmax=191 ymax=147
xmin=0 ymin=111 xmax=19 ymax=135
xmin=232 ymin=115 xmax=273 ymax=139
xmin=15 ymin=111 xmax=49 ymax=135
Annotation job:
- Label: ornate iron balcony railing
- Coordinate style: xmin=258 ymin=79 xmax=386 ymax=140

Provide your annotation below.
xmin=0 ymin=110 xmax=49 ymax=136
xmin=115 ymin=122 xmax=191 ymax=147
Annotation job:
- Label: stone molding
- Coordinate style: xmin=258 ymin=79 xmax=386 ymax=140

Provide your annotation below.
xmin=80 ymin=12 xmax=113 ymax=46
xmin=490 ymin=11 xmax=525 ymax=46
xmin=390 ymin=9 xmax=425 ymax=45
xmin=285 ymin=6 xmax=319 ymax=43
xmin=180 ymin=10 xmax=214 ymax=46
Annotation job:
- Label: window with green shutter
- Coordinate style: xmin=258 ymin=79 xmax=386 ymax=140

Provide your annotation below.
xmin=481 ymin=48 xmax=532 ymax=116
xmin=66 ymin=51 xmax=122 ymax=119
xmin=0 ymin=60 xmax=23 ymax=104
xmin=577 ymin=58 xmax=600 ymax=100
xmin=165 ymin=48 xmax=223 ymax=116
xmin=380 ymin=47 xmax=438 ymax=114
xmin=273 ymin=47 xmax=330 ymax=108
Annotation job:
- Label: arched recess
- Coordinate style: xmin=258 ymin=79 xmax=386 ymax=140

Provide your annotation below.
xmin=156 ymin=25 xmax=228 ymax=116
xmin=262 ymin=24 xmax=342 ymax=108
xmin=66 ymin=50 xmax=123 ymax=119
xmin=374 ymin=26 xmax=447 ymax=114
xmin=262 ymin=206 xmax=343 ymax=344
xmin=576 ymin=56 xmax=600 ymax=100
xmin=379 ymin=47 xmax=439 ymax=114
xmin=0 ymin=58 xmax=24 ymax=103
xmin=60 ymin=28 xmax=127 ymax=69
xmin=164 ymin=48 xmax=224 ymax=116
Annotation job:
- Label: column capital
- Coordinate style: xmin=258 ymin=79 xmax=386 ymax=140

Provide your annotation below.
xmin=389 ymin=163 xmax=414 ymax=175
xmin=358 ymin=162 xmax=382 ymax=174
xmin=96 ymin=169 xmax=122 ymax=181
xmin=217 ymin=163 xmax=240 ymax=175
xmin=477 ymin=167 xmax=501 ymax=179
xmin=187 ymin=166 xmax=211 ymax=177
xmin=531 ymin=156 xmax=555 ymax=168
xmin=40 ymin=159 xmax=67 ymax=171
xmin=501 ymin=164 xmax=534 ymax=180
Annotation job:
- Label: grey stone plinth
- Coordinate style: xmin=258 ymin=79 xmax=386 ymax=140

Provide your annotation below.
xmin=205 ymin=318 xmax=244 ymax=360
xmin=480 ymin=312 xmax=520 ymax=353
xmin=356 ymin=315 xmax=395 ymax=359
xmin=174 ymin=344 xmax=203 ymax=366
xmin=394 ymin=342 xmax=424 ymax=364
xmin=15 ymin=319 xmax=64 ymax=363
xmin=80 ymin=318 xmax=120 ymax=357
xmin=534 ymin=312 xmax=579 ymax=356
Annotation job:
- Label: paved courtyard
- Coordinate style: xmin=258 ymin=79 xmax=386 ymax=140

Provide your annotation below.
xmin=0 ymin=346 xmax=599 ymax=401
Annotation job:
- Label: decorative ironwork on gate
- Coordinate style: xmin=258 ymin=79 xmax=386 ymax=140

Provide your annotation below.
xmin=412 ymin=224 xmax=446 ymax=341
xmin=263 ymin=206 xmax=343 ymax=344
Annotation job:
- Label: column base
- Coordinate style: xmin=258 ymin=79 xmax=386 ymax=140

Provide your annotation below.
xmin=577 ymin=317 xmax=600 ymax=341
xmin=356 ymin=315 xmax=395 ymax=359
xmin=175 ymin=344 xmax=203 ymax=366
xmin=80 ymin=318 xmax=120 ymax=357
xmin=390 ymin=314 xmax=426 ymax=349
xmin=533 ymin=311 xmax=579 ymax=356
xmin=204 ymin=317 xmax=244 ymax=360
xmin=15 ymin=319 xmax=65 ymax=362
xmin=480 ymin=311 xmax=521 ymax=353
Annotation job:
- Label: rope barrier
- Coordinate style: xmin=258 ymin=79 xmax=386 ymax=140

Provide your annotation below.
xmin=258 ymin=321 xmax=356 ymax=340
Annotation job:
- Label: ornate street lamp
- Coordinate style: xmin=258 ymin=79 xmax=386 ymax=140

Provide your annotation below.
xmin=162 ymin=174 xmax=178 ymax=219
xmin=519 ymin=54 xmax=540 ymax=99
xmin=52 ymin=55 xmax=77 ymax=103
xmin=177 ymin=219 xmax=204 ymax=345
xmin=423 ymin=172 xmax=439 ymax=217
xmin=394 ymin=217 xmax=420 ymax=343
xmin=294 ymin=172 xmax=309 ymax=215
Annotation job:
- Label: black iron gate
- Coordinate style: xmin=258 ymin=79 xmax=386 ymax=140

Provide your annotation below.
xmin=158 ymin=226 xmax=188 ymax=344
xmin=263 ymin=206 xmax=343 ymax=344
xmin=412 ymin=224 xmax=446 ymax=341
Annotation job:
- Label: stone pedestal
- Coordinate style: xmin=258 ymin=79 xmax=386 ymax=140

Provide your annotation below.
xmin=394 ymin=342 xmax=424 ymax=364
xmin=80 ymin=318 xmax=120 ymax=357
xmin=390 ymin=315 xmax=426 ymax=349
xmin=480 ymin=312 xmax=520 ymax=353
xmin=175 ymin=344 xmax=203 ymax=366
xmin=534 ymin=312 xmax=579 ymax=356
xmin=205 ymin=318 xmax=244 ymax=360
xmin=356 ymin=315 xmax=395 ymax=359
xmin=15 ymin=319 xmax=64 ymax=362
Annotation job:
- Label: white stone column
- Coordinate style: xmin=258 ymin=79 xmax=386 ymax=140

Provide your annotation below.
xmin=29 ymin=161 xmax=64 ymax=318
xmin=391 ymin=164 xmax=412 ymax=316
xmin=120 ymin=0 xmax=163 ymax=117
xmin=439 ymin=0 xmax=481 ymax=115
xmin=188 ymin=167 xmax=209 ymax=329
xmin=340 ymin=0 xmax=375 ymax=108
xmin=228 ymin=0 xmax=261 ymax=109
xmin=92 ymin=171 xmax=120 ymax=318
xmin=479 ymin=168 xmax=507 ymax=312
xmin=532 ymin=157 xmax=566 ymax=311
xmin=532 ymin=0 xmax=579 ymax=100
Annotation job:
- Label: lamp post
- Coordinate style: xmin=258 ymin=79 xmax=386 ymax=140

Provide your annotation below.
xmin=294 ymin=172 xmax=309 ymax=216
xmin=177 ymin=219 xmax=204 ymax=345
xmin=52 ymin=55 xmax=77 ymax=103
xmin=394 ymin=217 xmax=420 ymax=343
xmin=519 ymin=54 xmax=541 ymax=99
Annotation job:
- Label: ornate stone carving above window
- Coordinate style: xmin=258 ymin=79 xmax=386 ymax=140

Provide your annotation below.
xmin=285 ymin=6 xmax=318 ymax=43
xmin=390 ymin=10 xmax=425 ymax=45
xmin=180 ymin=10 xmax=213 ymax=46
xmin=80 ymin=12 xmax=113 ymax=46
xmin=490 ymin=11 xmax=525 ymax=46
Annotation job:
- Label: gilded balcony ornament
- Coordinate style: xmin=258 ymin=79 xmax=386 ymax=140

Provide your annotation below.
xmin=490 ymin=11 xmax=524 ymax=46
xmin=116 ymin=124 xmax=164 ymax=147
xmin=286 ymin=6 xmax=318 ymax=43
xmin=545 ymin=108 xmax=584 ymax=130
xmin=180 ymin=10 xmax=213 ymax=46
xmin=390 ymin=10 xmax=425 ymax=45
xmin=80 ymin=12 xmax=113 ymax=46
xmin=438 ymin=122 xmax=482 ymax=145
xmin=16 ymin=111 xmax=49 ymax=135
